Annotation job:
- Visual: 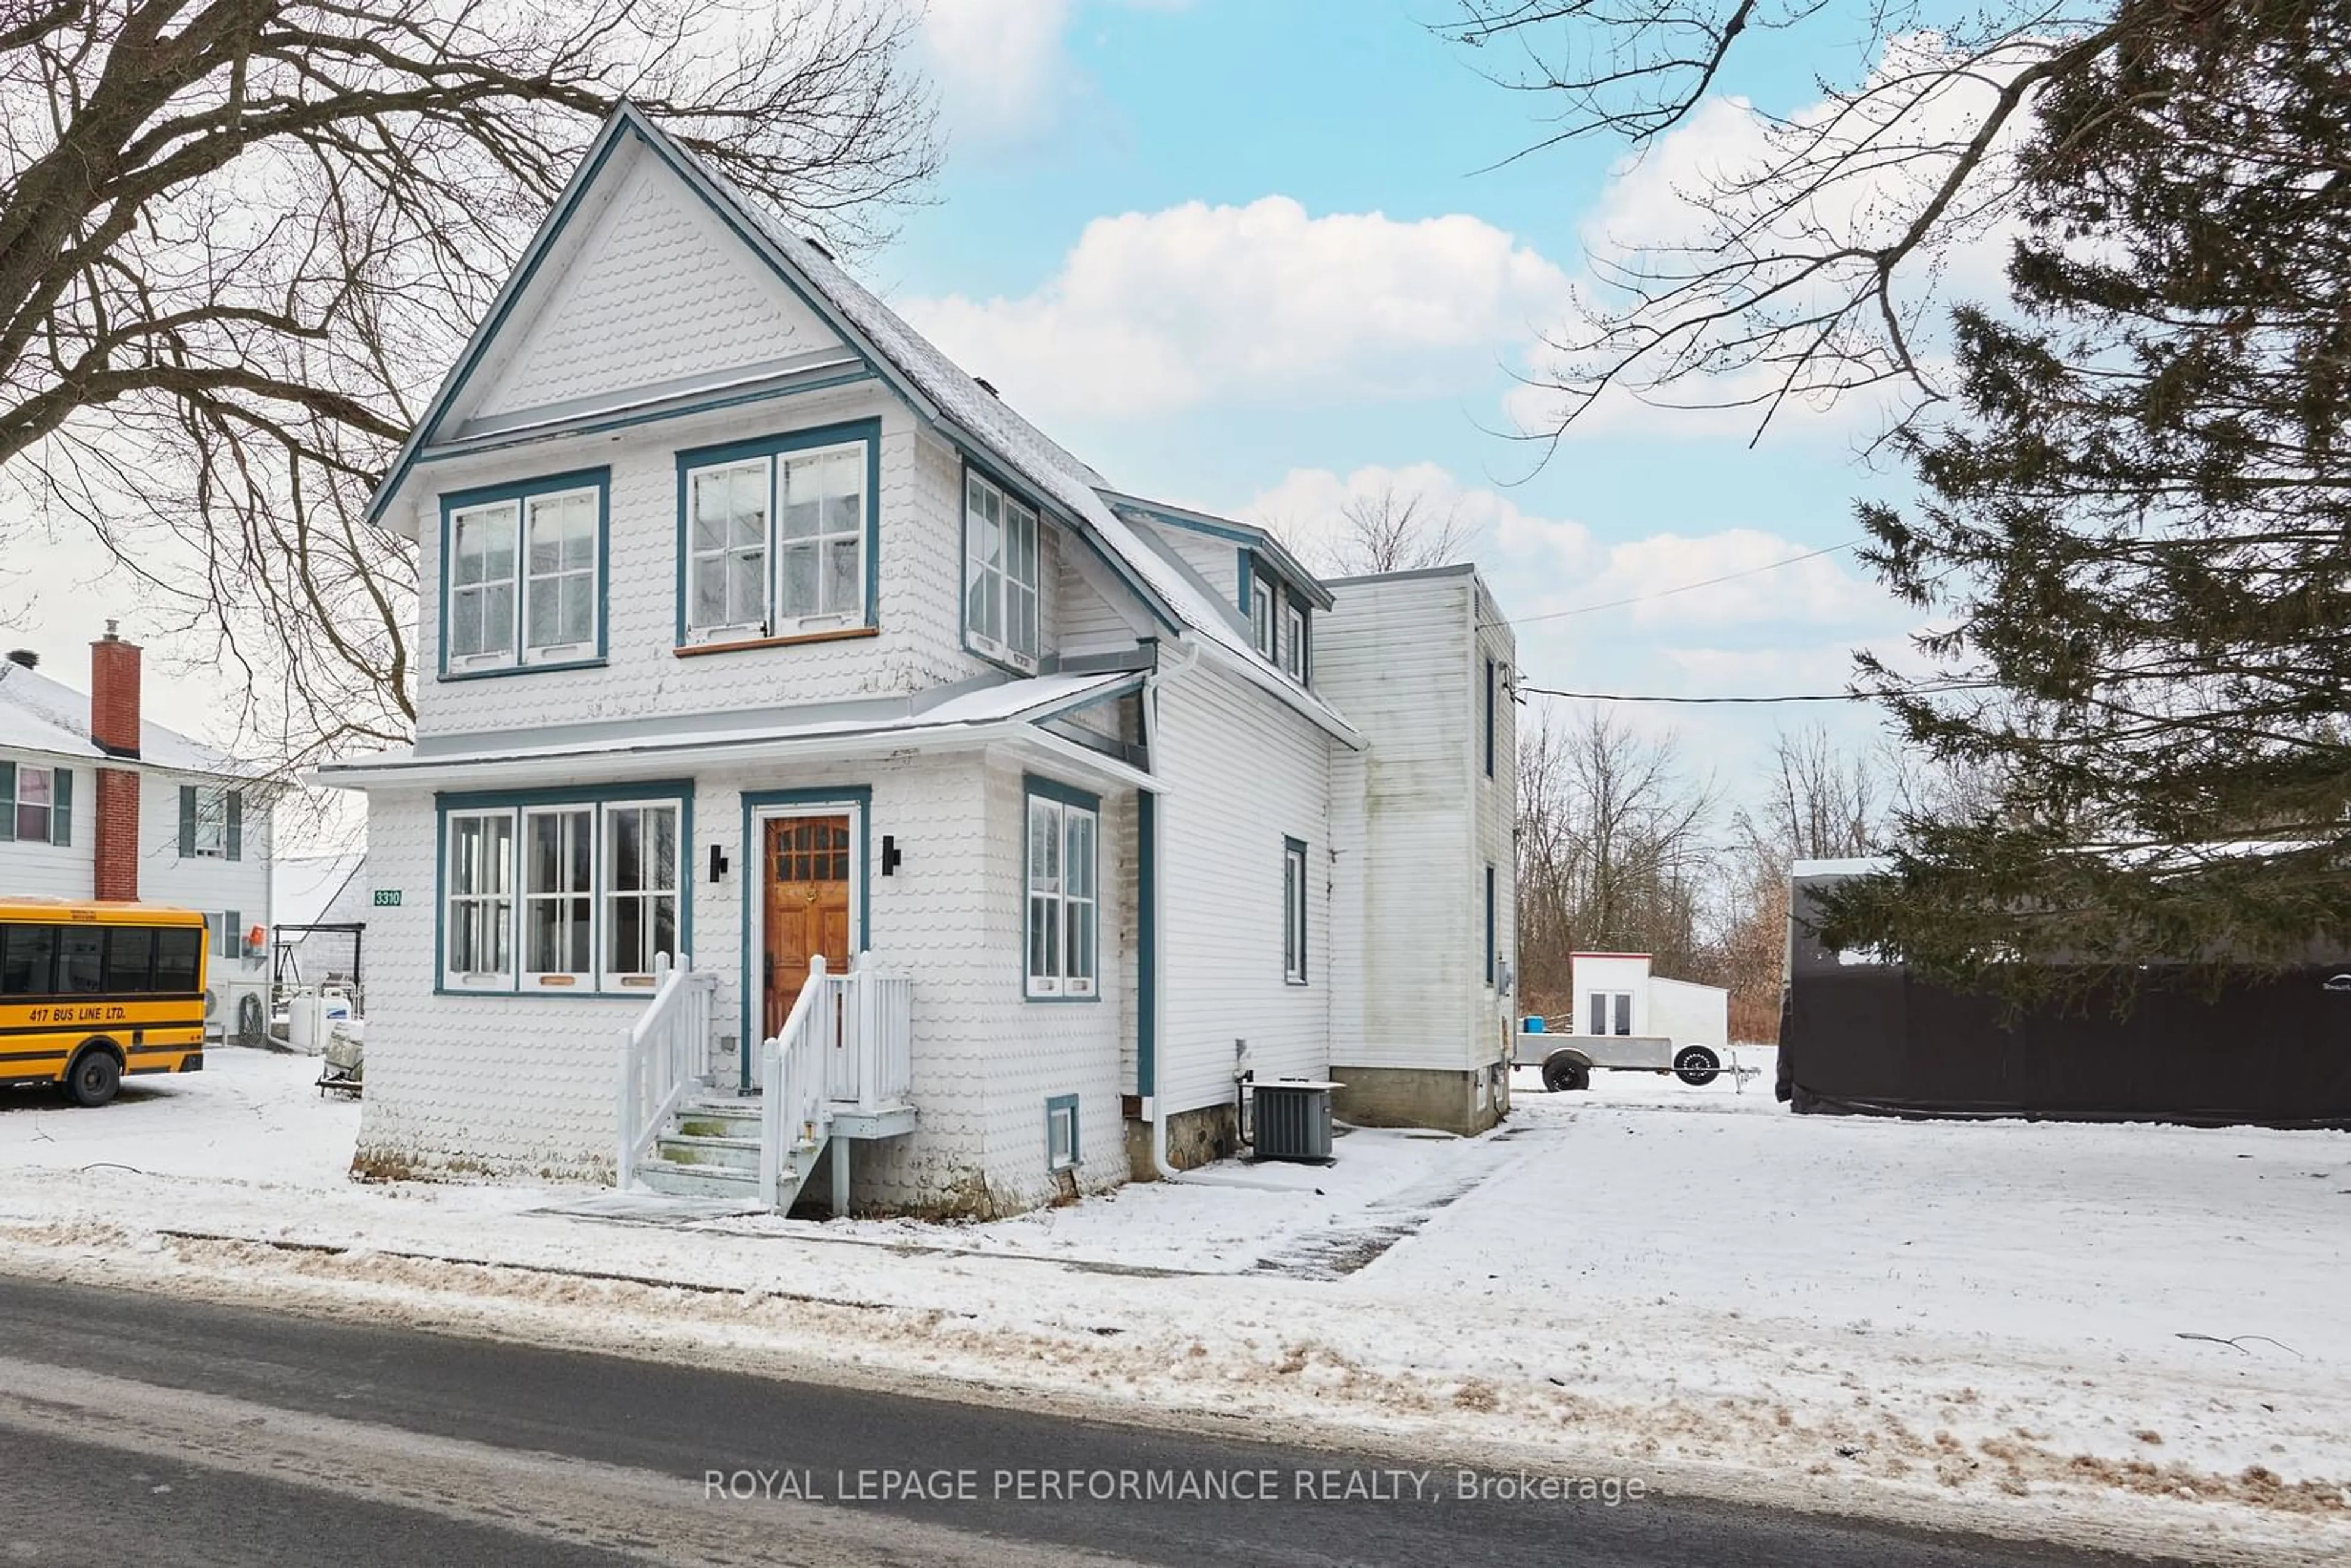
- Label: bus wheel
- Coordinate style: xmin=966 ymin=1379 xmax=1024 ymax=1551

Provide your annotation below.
xmin=65 ymin=1046 xmax=122 ymax=1108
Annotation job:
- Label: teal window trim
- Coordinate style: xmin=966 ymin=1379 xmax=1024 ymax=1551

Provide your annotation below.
xmin=436 ymin=467 xmax=611 ymax=681
xmin=1483 ymin=863 xmax=1497 ymax=988
xmin=958 ymin=456 xmax=1046 ymax=676
xmin=737 ymin=784 xmax=872 ymax=1089
xmin=432 ymin=779 xmax=694 ymax=999
xmin=1023 ymin=773 xmax=1101 ymax=1003
xmin=1045 ymin=1092 xmax=1080 ymax=1171
xmin=1283 ymin=835 xmax=1309 ymax=986
xmin=673 ymin=418 xmax=882 ymax=648
xmin=1235 ymin=550 xmax=1253 ymax=621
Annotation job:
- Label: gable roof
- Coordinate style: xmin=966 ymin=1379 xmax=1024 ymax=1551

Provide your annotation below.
xmin=367 ymin=103 xmax=1356 ymax=744
xmin=1100 ymin=492 xmax=1335 ymax=611
xmin=0 ymin=661 xmax=254 ymax=776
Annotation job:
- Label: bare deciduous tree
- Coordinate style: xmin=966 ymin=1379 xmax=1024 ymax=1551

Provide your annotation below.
xmin=1329 ymin=484 xmax=1477 ymax=575
xmin=1515 ymin=707 xmax=1716 ymax=1020
xmin=1447 ymin=1 xmax=2127 ymax=448
xmin=0 ymin=0 xmax=937 ymax=769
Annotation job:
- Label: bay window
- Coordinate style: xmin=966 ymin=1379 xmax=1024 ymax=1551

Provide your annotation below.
xmin=440 ymin=469 xmax=607 ymax=675
xmin=440 ymin=789 xmax=687 ymax=992
xmin=964 ymin=468 xmax=1041 ymax=669
xmin=1025 ymin=778 xmax=1098 ymax=999
xmin=679 ymin=422 xmax=876 ymax=646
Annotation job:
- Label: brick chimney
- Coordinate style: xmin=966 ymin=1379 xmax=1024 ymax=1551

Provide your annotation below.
xmin=89 ymin=621 xmax=141 ymax=902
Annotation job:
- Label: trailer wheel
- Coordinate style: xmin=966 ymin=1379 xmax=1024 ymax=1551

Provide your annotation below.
xmin=1673 ymin=1046 xmax=1721 ymax=1086
xmin=1541 ymin=1052 xmax=1591 ymax=1093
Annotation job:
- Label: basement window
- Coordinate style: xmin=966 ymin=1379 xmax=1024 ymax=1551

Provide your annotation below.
xmin=1046 ymin=1094 xmax=1079 ymax=1172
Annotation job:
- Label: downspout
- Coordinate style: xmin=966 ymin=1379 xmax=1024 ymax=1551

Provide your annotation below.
xmin=1140 ymin=636 xmax=1199 ymax=1182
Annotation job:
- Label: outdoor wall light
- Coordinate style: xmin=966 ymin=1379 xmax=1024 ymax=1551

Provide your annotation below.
xmin=882 ymin=835 xmax=903 ymax=876
xmin=708 ymin=845 xmax=729 ymax=883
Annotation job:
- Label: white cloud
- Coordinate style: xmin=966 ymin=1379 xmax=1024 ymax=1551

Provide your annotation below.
xmin=917 ymin=0 xmax=1075 ymax=149
xmin=899 ymin=198 xmax=1572 ymax=419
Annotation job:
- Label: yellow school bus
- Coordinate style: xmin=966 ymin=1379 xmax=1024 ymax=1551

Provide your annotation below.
xmin=0 ymin=900 xmax=209 ymax=1106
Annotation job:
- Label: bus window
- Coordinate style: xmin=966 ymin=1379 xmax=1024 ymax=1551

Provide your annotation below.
xmin=105 ymin=927 xmax=157 ymax=993
xmin=58 ymin=928 xmax=105 ymax=994
xmin=1 ymin=925 xmax=54 ymax=996
xmin=154 ymin=928 xmax=202 ymax=994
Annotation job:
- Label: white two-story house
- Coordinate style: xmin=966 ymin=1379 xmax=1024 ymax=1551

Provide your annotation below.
xmin=319 ymin=106 xmax=1517 ymax=1215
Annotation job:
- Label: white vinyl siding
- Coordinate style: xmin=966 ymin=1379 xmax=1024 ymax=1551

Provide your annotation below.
xmin=965 ymin=470 xmax=1040 ymax=670
xmin=683 ymin=439 xmax=869 ymax=643
xmin=1026 ymin=789 xmax=1097 ymax=999
xmin=441 ymin=797 xmax=681 ymax=992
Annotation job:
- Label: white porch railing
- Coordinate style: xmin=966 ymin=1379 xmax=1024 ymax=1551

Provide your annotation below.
xmin=759 ymin=955 xmax=833 ymax=1209
xmin=617 ymin=953 xmax=714 ymax=1189
xmin=820 ymin=956 xmax=913 ymax=1112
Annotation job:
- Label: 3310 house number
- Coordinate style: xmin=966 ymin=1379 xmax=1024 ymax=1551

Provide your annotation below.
xmin=22 ymin=1005 xmax=128 ymax=1024
xmin=373 ymin=890 xmax=402 ymax=907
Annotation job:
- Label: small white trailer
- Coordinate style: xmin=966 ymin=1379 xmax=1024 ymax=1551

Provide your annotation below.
xmin=1513 ymin=951 xmax=1733 ymax=1091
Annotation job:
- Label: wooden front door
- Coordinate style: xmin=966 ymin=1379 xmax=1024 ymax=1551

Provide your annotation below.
xmin=763 ymin=814 xmax=853 ymax=1038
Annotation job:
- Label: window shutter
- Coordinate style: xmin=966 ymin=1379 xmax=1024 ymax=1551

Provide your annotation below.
xmin=226 ymin=790 xmax=243 ymax=861
xmin=179 ymin=786 xmax=198 ymax=856
xmin=0 ymin=760 xmax=13 ymax=843
xmin=50 ymin=767 xmax=70 ymax=846
xmin=223 ymin=910 xmax=241 ymax=961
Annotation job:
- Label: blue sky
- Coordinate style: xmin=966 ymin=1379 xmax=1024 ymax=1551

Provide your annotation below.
xmin=890 ymin=0 xmax=1937 ymax=790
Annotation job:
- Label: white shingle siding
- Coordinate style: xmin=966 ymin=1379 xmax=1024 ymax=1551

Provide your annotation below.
xmin=1315 ymin=570 xmax=1515 ymax=1074
xmin=467 ymin=161 xmax=846 ymax=424
xmin=1150 ymin=661 xmax=1333 ymax=1112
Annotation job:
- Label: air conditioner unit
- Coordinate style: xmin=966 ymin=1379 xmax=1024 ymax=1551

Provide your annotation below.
xmin=206 ymin=975 xmax=272 ymax=1048
xmin=1248 ymin=1079 xmax=1342 ymax=1164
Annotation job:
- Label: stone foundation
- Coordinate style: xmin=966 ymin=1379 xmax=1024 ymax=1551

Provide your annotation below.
xmin=1124 ymin=1100 xmax=1243 ymax=1180
xmin=1330 ymin=1062 xmax=1509 ymax=1137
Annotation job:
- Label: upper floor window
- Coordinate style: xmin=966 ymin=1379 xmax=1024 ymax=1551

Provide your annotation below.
xmin=678 ymin=422 xmax=876 ymax=648
xmin=0 ymin=762 xmax=70 ymax=846
xmin=965 ymin=468 xmax=1040 ymax=670
xmin=179 ymin=785 xmax=243 ymax=861
xmin=1250 ymin=579 xmax=1275 ymax=659
xmin=1282 ymin=598 xmax=1308 ymax=683
xmin=441 ymin=470 xmax=607 ymax=676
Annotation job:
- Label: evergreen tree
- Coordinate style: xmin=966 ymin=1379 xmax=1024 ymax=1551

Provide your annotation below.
xmin=1820 ymin=0 xmax=2351 ymax=991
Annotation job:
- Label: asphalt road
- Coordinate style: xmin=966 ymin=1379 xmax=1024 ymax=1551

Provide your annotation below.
xmin=0 ymin=1275 xmax=2200 ymax=1567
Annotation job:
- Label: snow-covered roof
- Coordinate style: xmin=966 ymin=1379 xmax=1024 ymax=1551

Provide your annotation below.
xmin=317 ymin=669 xmax=1147 ymax=788
xmin=366 ymin=105 xmax=1357 ymax=747
xmin=272 ymin=852 xmax=366 ymax=929
xmin=0 ymin=660 xmax=254 ymax=776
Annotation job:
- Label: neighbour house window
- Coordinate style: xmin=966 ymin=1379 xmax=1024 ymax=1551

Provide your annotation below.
xmin=179 ymin=785 xmax=243 ymax=861
xmin=1283 ymin=598 xmax=1308 ymax=683
xmin=0 ymin=762 xmax=70 ymax=846
xmin=443 ymin=471 xmax=606 ymax=673
xmin=1283 ymin=838 xmax=1309 ymax=984
xmin=1588 ymin=991 xmax=1635 ymax=1036
xmin=964 ymin=469 xmax=1041 ymax=669
xmin=1025 ymin=779 xmax=1098 ymax=999
xmin=1046 ymin=1094 xmax=1079 ymax=1171
xmin=441 ymin=792 xmax=686 ymax=992
xmin=202 ymin=911 xmax=246 ymax=962
xmin=680 ymin=426 xmax=873 ymax=645
xmin=1483 ymin=658 xmax=1496 ymax=779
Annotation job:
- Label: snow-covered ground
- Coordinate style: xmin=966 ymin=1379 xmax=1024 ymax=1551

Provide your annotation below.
xmin=2 ymin=1048 xmax=2345 ymax=1564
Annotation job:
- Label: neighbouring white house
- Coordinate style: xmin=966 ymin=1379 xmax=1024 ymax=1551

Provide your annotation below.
xmin=269 ymin=849 xmax=371 ymax=1005
xmin=315 ymin=106 xmax=1519 ymax=1216
xmin=0 ymin=631 xmax=278 ymax=1035
xmin=1567 ymin=952 xmax=1728 ymax=1055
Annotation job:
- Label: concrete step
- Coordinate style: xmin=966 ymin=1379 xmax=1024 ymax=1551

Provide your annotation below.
xmin=653 ymin=1131 xmax=762 ymax=1174
xmin=636 ymin=1158 xmax=763 ymax=1201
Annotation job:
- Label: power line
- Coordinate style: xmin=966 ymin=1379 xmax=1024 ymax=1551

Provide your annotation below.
xmin=1489 ymin=539 xmax=1862 ymax=629
xmin=1518 ymin=680 xmax=1991 ymax=706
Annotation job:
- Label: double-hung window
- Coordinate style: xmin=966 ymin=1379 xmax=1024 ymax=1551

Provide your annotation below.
xmin=1282 ymin=599 xmax=1308 ymax=682
xmin=442 ymin=792 xmax=686 ymax=992
xmin=1250 ymin=579 xmax=1276 ymax=659
xmin=681 ymin=426 xmax=873 ymax=645
xmin=443 ymin=471 xmax=606 ymax=673
xmin=1283 ymin=838 xmax=1308 ymax=984
xmin=964 ymin=469 xmax=1040 ymax=669
xmin=0 ymin=762 xmax=70 ymax=846
xmin=1025 ymin=780 xmax=1097 ymax=999
xmin=178 ymin=784 xmax=242 ymax=861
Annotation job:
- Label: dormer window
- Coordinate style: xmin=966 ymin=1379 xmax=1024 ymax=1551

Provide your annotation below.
xmin=675 ymin=421 xmax=877 ymax=649
xmin=1250 ymin=579 xmax=1275 ymax=658
xmin=964 ymin=467 xmax=1040 ymax=671
xmin=1283 ymin=597 xmax=1308 ymax=682
xmin=440 ymin=469 xmax=608 ymax=678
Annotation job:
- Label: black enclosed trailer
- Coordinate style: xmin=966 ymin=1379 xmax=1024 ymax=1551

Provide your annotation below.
xmin=1779 ymin=862 xmax=2351 ymax=1130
